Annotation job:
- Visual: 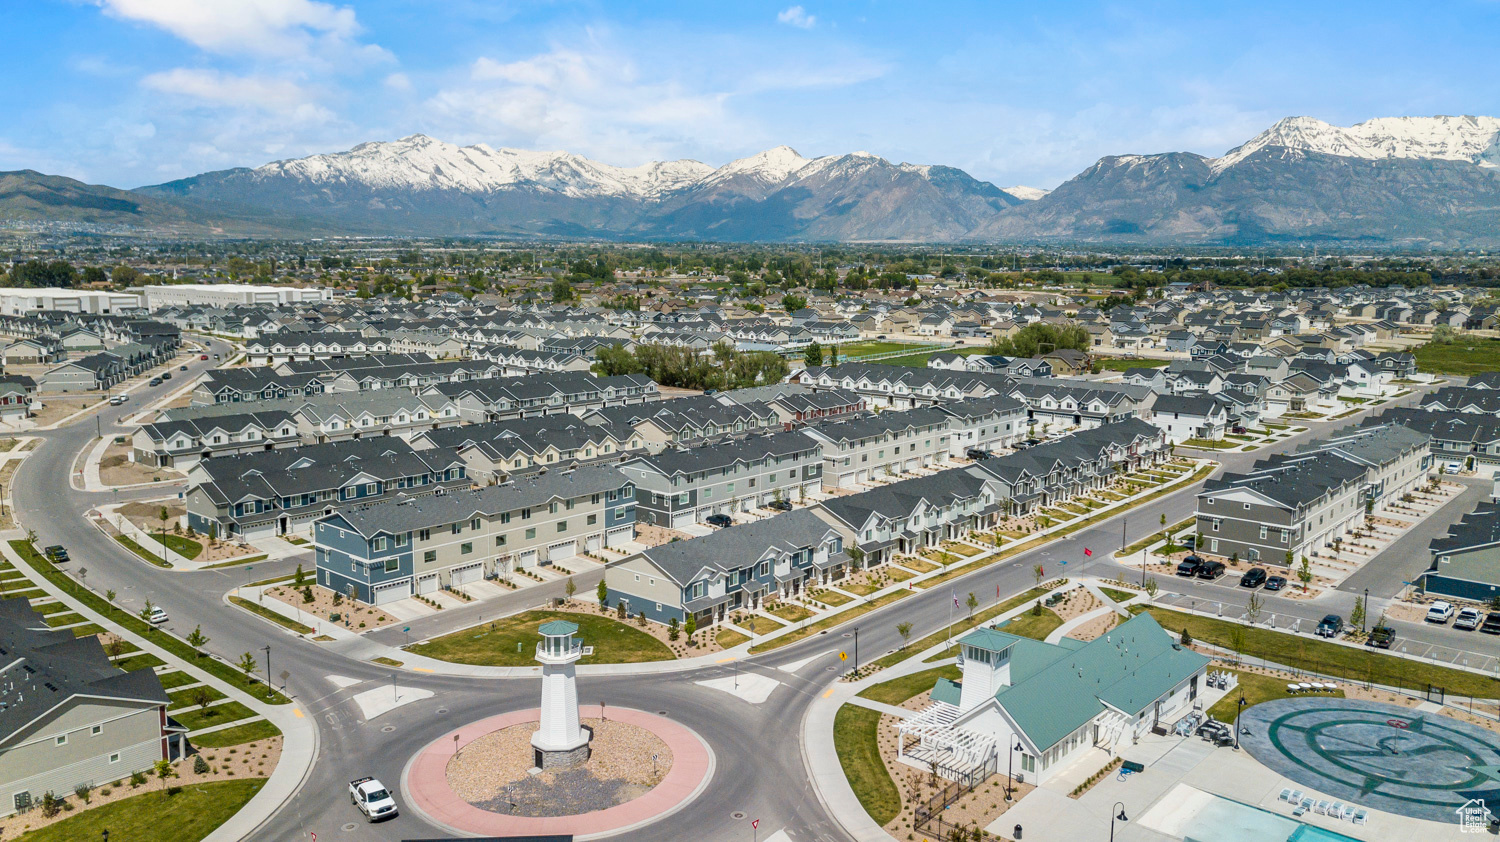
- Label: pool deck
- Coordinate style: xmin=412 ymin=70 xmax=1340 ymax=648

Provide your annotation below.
xmin=987 ymin=727 xmax=1480 ymax=841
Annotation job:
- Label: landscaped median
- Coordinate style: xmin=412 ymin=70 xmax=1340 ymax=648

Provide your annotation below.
xmin=748 ymin=590 xmax=913 ymax=654
xmin=7 ymin=779 xmax=265 ymax=842
xmin=1136 ymin=605 xmax=1500 ymax=700
xmin=407 ymin=608 xmax=674 ymax=666
xmin=228 ymin=595 xmax=315 ymax=635
xmin=8 ymin=540 xmax=291 ymax=704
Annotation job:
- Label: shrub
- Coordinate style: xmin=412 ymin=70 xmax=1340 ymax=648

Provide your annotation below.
xmin=74 ymin=783 xmax=92 ymax=804
xmin=130 ymin=770 xmax=147 ymax=788
xmin=193 ymin=754 xmax=210 ymax=774
xmin=40 ymin=791 xmax=59 ymax=818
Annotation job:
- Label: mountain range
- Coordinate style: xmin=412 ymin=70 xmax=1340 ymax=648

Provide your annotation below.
xmin=6 ymin=115 xmax=1500 ymax=246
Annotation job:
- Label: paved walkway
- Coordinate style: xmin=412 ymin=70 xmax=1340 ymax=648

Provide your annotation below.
xmin=403 ymin=706 xmax=713 ymax=839
xmin=0 ymin=535 xmax=319 ymax=842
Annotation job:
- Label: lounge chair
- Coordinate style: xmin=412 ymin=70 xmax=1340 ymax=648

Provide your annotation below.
xmin=1353 ymin=808 xmax=1368 ymax=824
xmin=1287 ymin=683 xmax=1301 ymax=694
xmin=1315 ymin=799 xmax=1331 ymax=815
xmin=1292 ymin=803 xmax=1308 ymax=817
xmin=1290 ymin=790 xmax=1304 ymax=805
xmin=1341 ymin=804 xmax=1357 ymax=821
xmin=1279 ymin=788 xmax=1293 ymax=802
xmin=1329 ymin=801 xmax=1344 ymax=818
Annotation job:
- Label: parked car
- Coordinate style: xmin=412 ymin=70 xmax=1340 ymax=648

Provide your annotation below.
xmin=1481 ymin=612 xmax=1500 ymax=635
xmin=146 ymin=607 xmax=168 ymax=625
xmin=161 ymin=371 xmax=172 ymax=380
xmin=1195 ymin=560 xmax=1227 ymax=580
xmin=108 ymin=395 xmax=125 ymax=406
xmin=1455 ymin=607 xmax=1483 ymax=631
xmin=1240 ymin=568 xmax=1268 ymax=588
xmin=149 ymin=377 xmax=162 ymax=386
xmin=965 ymin=448 xmax=992 ymax=460
xmin=1316 ymin=614 xmax=1343 ymax=638
xmin=349 ymin=777 xmax=398 ymax=822
xmin=705 ymin=514 xmax=734 ymax=528
xmin=200 ymin=354 xmax=209 ymax=360
xmin=1176 ymin=557 xmax=1204 ymax=577
xmin=1264 ymin=575 xmax=1286 ymax=592
xmin=44 ymin=545 xmax=68 ymax=562
xmin=212 ymin=353 xmax=220 ymax=359
xmin=1367 ymin=625 xmax=1396 ymax=648
xmin=764 ymin=500 xmax=792 ymax=512
xmin=1231 ymin=425 xmax=1247 ymax=434
xmin=1426 ymin=601 xmax=1456 ymax=624
xmin=179 ymin=365 xmax=188 ymax=371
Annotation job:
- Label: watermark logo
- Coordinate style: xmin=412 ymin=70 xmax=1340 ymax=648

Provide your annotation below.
xmin=1458 ymin=797 xmax=1490 ymax=833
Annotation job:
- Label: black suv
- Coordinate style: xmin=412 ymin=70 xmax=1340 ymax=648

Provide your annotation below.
xmin=1482 ymin=612 xmax=1500 ymax=635
xmin=764 ymin=500 xmax=793 ymax=512
xmin=705 ymin=514 xmax=734 ymax=528
xmin=44 ymin=545 xmax=68 ymax=562
xmin=966 ymin=448 xmax=992 ymax=460
xmin=1316 ymin=614 xmax=1342 ymax=637
xmin=1240 ymin=568 xmax=1268 ymax=588
xmin=1195 ymin=560 xmax=1227 ymax=580
xmin=1367 ymin=626 xmax=1397 ymax=648
xmin=1176 ymin=556 xmax=1204 ymax=577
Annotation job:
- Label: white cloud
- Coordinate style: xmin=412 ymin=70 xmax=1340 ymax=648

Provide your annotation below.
xmin=142 ymin=68 xmax=323 ymax=114
xmin=97 ymin=0 xmax=387 ymax=62
xmin=383 ymin=72 xmax=413 ymax=92
xmin=777 ymin=6 xmax=816 ymax=29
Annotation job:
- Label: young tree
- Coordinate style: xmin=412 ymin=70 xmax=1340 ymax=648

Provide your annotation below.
xmin=191 ymin=685 xmax=213 ymax=712
xmin=186 ymin=625 xmax=208 ymax=654
xmin=1144 ymin=577 xmax=1159 ymax=599
xmin=684 ymin=614 xmax=697 ymax=639
xmin=237 ymin=651 xmax=258 ymax=679
xmin=1246 ymin=592 xmax=1264 ymax=625
xmin=597 ymin=578 xmax=609 ymax=607
xmin=1349 ymin=595 xmax=1366 ymax=632
xmin=966 ymin=591 xmax=979 ymax=619
xmin=139 ymin=599 xmax=155 ymax=624
xmin=847 ymin=546 xmax=866 ymax=570
xmin=1297 ymin=556 xmax=1314 ymax=592
xmin=294 ymin=563 xmax=307 ymax=588
xmin=668 ymin=617 xmax=680 ymax=641
xmin=803 ymin=341 xmax=824 ymax=369
xmin=154 ymin=758 xmax=174 ymax=791
xmin=106 ymin=588 xmax=116 ymax=603
xmin=897 ymin=621 xmax=913 ymax=650
xmin=565 ymin=576 xmax=577 ymax=602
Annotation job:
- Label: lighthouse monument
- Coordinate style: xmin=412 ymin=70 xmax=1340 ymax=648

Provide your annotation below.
xmin=530 ymin=620 xmax=591 ymax=769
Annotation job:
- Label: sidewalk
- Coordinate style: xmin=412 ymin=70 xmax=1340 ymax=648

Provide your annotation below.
xmin=0 ymin=534 xmax=319 ymax=842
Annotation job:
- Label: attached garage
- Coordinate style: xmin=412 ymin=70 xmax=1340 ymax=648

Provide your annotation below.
xmin=546 ymin=540 xmax=576 ymax=563
xmin=517 ymin=549 xmax=538 ymax=569
xmin=416 ymin=573 xmax=438 ymax=595
xmin=670 ymin=510 xmax=695 ymax=529
xmin=371 ymin=578 xmax=412 ymax=605
xmin=584 ymin=533 xmax=602 ymax=553
xmin=606 ymin=526 xmax=633 ymax=548
xmin=450 ymin=562 xmax=483 ymax=586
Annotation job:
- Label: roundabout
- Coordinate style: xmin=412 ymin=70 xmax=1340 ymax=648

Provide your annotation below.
xmin=1239 ymin=698 xmax=1500 ymax=824
xmin=402 ymin=706 xmax=714 ymax=838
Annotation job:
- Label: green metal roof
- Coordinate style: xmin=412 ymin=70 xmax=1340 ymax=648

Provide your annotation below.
xmin=931 ymin=678 xmax=962 ymax=707
xmin=988 ymin=612 xmax=1209 ymax=753
xmin=538 ymin=620 xmax=579 ymax=636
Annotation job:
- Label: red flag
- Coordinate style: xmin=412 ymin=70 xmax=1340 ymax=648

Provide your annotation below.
xmin=1084 ymin=547 xmax=1093 ymax=557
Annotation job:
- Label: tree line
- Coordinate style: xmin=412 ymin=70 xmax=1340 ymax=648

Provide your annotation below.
xmin=593 ymin=341 xmax=789 ymax=392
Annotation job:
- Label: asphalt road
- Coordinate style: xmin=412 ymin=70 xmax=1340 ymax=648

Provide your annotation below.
xmin=11 ymin=359 xmax=1497 ymax=842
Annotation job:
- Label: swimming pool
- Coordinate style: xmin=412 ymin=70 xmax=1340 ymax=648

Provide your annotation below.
xmin=1143 ymin=785 xmax=1365 ymax=842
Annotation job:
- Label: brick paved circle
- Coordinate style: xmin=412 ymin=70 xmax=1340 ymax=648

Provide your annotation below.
xmin=1239 ymin=698 xmax=1500 ymax=824
xmin=401 ymin=706 xmax=714 ymax=839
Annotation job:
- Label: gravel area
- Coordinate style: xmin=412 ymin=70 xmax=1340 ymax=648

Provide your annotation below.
xmin=446 ymin=718 xmax=672 ymax=817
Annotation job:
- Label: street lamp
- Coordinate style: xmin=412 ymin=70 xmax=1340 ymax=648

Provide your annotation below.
xmin=1007 ymin=739 xmax=1022 ymax=801
xmin=1110 ymin=802 xmax=1128 ymax=842
xmin=1234 ymin=690 xmax=1247 ymax=750
xmin=1362 ymin=588 xmax=1369 ymax=633
xmin=852 ymin=626 xmax=860 ymax=675
xmin=261 ymin=646 xmax=272 ymax=699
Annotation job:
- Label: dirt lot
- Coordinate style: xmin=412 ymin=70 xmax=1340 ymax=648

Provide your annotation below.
xmin=99 ymin=439 xmax=184 ymax=486
xmin=29 ymin=395 xmax=106 ymax=427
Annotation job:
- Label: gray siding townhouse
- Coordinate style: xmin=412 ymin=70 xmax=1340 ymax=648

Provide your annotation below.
xmin=619 ymin=431 xmax=823 ymax=528
xmin=1197 ymin=451 xmax=1371 ymax=564
xmin=186 ymin=438 xmax=469 ymax=540
xmin=940 ymin=394 xmax=1028 ymax=457
xmin=1421 ymin=503 xmax=1500 ymax=602
xmin=0 ymin=598 xmax=180 ymax=818
xmin=133 ymin=409 xmax=301 ymax=469
xmin=583 ymin=395 xmax=779 ymax=449
xmin=412 ymin=416 xmax=646 ymax=482
xmin=801 ymin=406 xmax=953 ymax=489
xmin=603 ymin=509 xmax=846 ymax=624
xmin=1149 ymin=393 xmax=1228 ymax=444
xmin=792 ymin=363 xmax=1012 ymax=410
xmin=1367 ymin=408 xmax=1500 ymax=470
xmin=423 ymin=372 xmax=658 ymax=423
xmin=314 ymin=465 xmax=636 ymax=605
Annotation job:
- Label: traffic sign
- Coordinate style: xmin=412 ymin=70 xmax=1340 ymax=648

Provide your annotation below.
xmin=839 ymin=651 xmax=847 ymax=661
xmin=752 ymin=819 xmax=760 ymax=829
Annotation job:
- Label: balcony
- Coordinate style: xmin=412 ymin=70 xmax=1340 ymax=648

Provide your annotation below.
xmin=535 ymin=639 xmax=584 ymax=661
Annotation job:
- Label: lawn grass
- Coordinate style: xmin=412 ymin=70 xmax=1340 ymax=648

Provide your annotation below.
xmin=408 ymin=609 xmax=674 ymax=666
xmin=114 ymin=535 xmax=172 ymax=568
xmin=1099 ymin=587 xmax=1139 ymax=604
xmin=31 ymin=601 xmax=70 ymax=615
xmin=228 ymin=596 xmax=314 ymax=635
xmin=157 ymin=671 xmax=197 ymax=690
xmin=70 ymin=623 xmax=105 ymax=637
xmin=833 ymin=704 xmax=900 ymax=825
xmin=716 ymin=628 xmax=751 ymax=649
xmin=155 ymin=532 xmax=203 ymax=560
xmin=42 ymin=612 xmax=85 ymax=627
xmin=168 ymin=685 xmax=227 ymax=709
xmin=198 ymin=554 xmax=271 ymax=570
xmin=882 ymin=587 xmax=1050 ymax=669
xmin=843 ymin=580 xmax=883 ymax=596
xmin=814 ymin=590 xmax=853 ymax=608
xmin=1206 ymin=668 xmax=1344 ymax=721
xmin=190 ymin=719 xmax=282 ymax=748
xmin=768 ymin=603 xmax=816 ymax=623
xmin=736 ymin=613 xmax=784 ymax=633
xmin=176 ymin=700 xmax=257 ymax=731
xmin=899 ymin=557 xmax=938 ymax=573
xmin=11 ymin=779 xmax=266 ymax=842
xmin=998 ymin=607 xmax=1063 ymax=640
xmin=749 ymin=590 xmax=913 ymax=654
xmin=1414 ymin=335 xmax=1500 ymax=376
xmin=9 ymin=541 xmax=290 ymax=704
xmin=857 ymin=665 xmax=961 ymax=706
xmin=1121 ymin=516 xmax=1196 ymax=555
xmin=1138 ymin=606 xmax=1500 ymax=699
xmin=1181 ymin=438 xmax=1237 ymax=450
xmin=112 ymin=653 xmax=166 ymax=672
xmin=886 ymin=567 xmax=915 ymax=582
xmin=371 ymin=656 xmax=403 ymax=667
xmin=1093 ymin=357 xmax=1170 ymax=371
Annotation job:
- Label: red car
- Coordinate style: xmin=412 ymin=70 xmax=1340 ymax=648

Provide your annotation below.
xmin=200 ymin=354 xmax=209 ymax=360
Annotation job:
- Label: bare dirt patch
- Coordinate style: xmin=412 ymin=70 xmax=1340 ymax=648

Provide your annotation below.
xmin=100 ymin=439 xmax=184 ymax=486
xmin=265 ymin=583 xmax=398 ymax=631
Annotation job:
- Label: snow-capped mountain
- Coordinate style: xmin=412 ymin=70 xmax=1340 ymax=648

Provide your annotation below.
xmin=981 ymin=114 xmax=1500 ymax=246
xmin=1002 ymin=185 xmax=1050 ymax=201
xmin=1211 ymin=115 xmax=1500 ymax=173
xmin=141 ymin=137 xmax=1027 ymax=240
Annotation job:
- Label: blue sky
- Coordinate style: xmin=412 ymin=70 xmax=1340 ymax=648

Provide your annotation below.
xmin=3 ymin=1 xmax=1499 ymax=190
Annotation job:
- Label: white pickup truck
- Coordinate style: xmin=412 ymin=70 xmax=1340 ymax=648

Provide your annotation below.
xmin=349 ymin=777 xmax=398 ymax=822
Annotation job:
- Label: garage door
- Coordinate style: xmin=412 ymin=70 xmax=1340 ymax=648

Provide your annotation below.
xmin=451 ymin=562 xmax=483 ymax=586
xmin=517 ymin=549 xmax=538 ymax=569
xmin=416 ymin=574 xmax=438 ymax=595
xmin=606 ymin=526 xmax=633 ymax=548
xmin=371 ymin=578 xmax=412 ymax=605
xmin=670 ymin=510 xmax=695 ymax=529
xmin=584 ymin=533 xmax=602 ymax=553
xmin=546 ymin=541 xmax=576 ymax=562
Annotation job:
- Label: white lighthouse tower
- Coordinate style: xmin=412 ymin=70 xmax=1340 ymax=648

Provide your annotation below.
xmin=531 ymin=620 xmax=591 ymax=769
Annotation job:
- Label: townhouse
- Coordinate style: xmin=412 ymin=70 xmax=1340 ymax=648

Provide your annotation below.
xmin=1369 ymin=408 xmax=1500 ymax=470
xmin=938 ymin=394 xmax=1028 ymax=457
xmin=186 ymin=438 xmax=469 ymax=540
xmin=1149 ymin=393 xmax=1229 ymax=444
xmin=1196 ymin=424 xmax=1430 ymax=564
xmin=1005 ymin=378 xmax=1157 ymax=431
xmin=583 ymin=395 xmax=780 ymax=448
xmin=134 ymin=409 xmax=300 ymax=469
xmin=619 ymin=430 xmax=823 ymax=528
xmin=792 ymin=363 xmax=1012 ymax=410
xmin=603 ymin=509 xmax=846 ymax=624
xmin=1420 ymin=503 xmax=1500 ymax=602
xmin=801 ymin=407 xmax=954 ymax=489
xmin=314 ymin=465 xmax=636 ymax=605
xmin=412 ymin=416 xmax=646 ymax=482
xmin=244 ymin=331 xmax=390 ymax=366
xmin=423 ymin=373 xmax=658 ymax=423
xmin=0 ymin=598 xmax=182 ymax=818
